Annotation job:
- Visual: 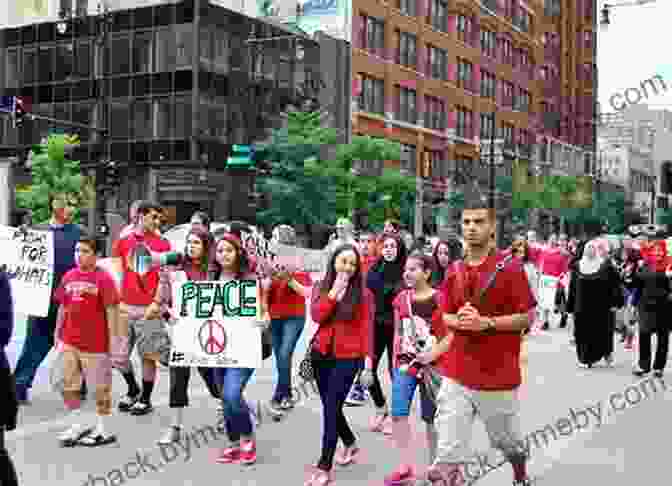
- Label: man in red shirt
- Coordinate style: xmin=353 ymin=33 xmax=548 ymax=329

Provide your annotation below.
xmin=112 ymin=201 xmax=171 ymax=415
xmin=418 ymin=196 xmax=536 ymax=486
xmin=54 ymin=236 xmax=123 ymax=447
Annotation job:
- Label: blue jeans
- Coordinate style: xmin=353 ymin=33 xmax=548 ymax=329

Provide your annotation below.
xmin=14 ymin=305 xmax=58 ymax=391
xmin=215 ymin=367 xmax=255 ymax=442
xmin=270 ymin=316 xmax=305 ymax=402
xmin=314 ymin=356 xmax=363 ymax=471
xmin=391 ymin=368 xmax=436 ymax=423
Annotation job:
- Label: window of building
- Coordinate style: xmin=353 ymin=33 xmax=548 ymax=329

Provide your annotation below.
xmin=401 ymin=144 xmax=416 ymax=173
xmin=109 ymin=99 xmax=130 ymax=139
xmin=515 ymin=88 xmax=530 ymax=112
xmin=583 ymin=31 xmax=592 ymax=50
xmin=175 ymin=24 xmax=193 ymax=69
xmin=481 ymin=29 xmax=497 ymax=58
xmin=398 ymin=87 xmax=417 ymax=123
xmin=74 ymin=41 xmax=91 ymax=78
xmin=457 ymin=59 xmax=473 ymax=92
xmin=398 ymin=0 xmax=417 ymax=16
xmin=5 ymin=49 xmax=20 ymax=89
xmin=480 ymin=70 xmax=496 ymax=99
xmin=71 ymin=101 xmax=93 ymax=142
xmin=429 ymin=0 xmax=448 ymax=33
xmin=424 ymin=95 xmax=446 ymax=130
xmin=427 ymin=45 xmax=448 ymax=81
xmin=156 ymin=28 xmax=177 ymax=72
xmin=213 ymin=28 xmax=229 ymax=73
xmin=359 ymin=75 xmax=384 ymax=115
xmin=500 ymin=38 xmax=513 ymax=64
xmin=456 ymin=107 xmax=473 ymax=138
xmin=515 ymin=7 xmax=530 ymax=32
xmin=155 ymin=97 xmax=172 ymax=138
xmin=23 ymin=48 xmax=37 ymax=85
xmin=397 ymin=31 xmax=417 ymax=69
xmin=425 ymin=151 xmax=444 ymax=178
xmin=54 ymin=42 xmax=74 ymax=82
xmin=133 ymin=31 xmax=153 ymax=73
xmin=501 ymin=122 xmax=515 ymax=145
xmin=200 ymin=27 xmax=212 ymax=62
xmin=174 ymin=95 xmax=192 ymax=138
xmin=108 ymin=34 xmax=131 ymax=76
xmin=457 ymin=14 xmax=472 ymax=43
xmin=132 ymin=99 xmax=152 ymax=139
xmin=480 ymin=112 xmax=495 ymax=139
xmin=502 ymin=80 xmax=514 ymax=107
xmin=361 ymin=15 xmax=385 ymax=56
xmin=38 ymin=47 xmax=54 ymax=83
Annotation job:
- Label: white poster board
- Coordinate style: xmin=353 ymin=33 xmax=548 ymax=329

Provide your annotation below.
xmin=538 ymin=275 xmax=558 ymax=311
xmin=0 ymin=225 xmax=54 ymax=317
xmin=238 ymin=229 xmax=328 ymax=274
xmin=169 ymin=279 xmax=262 ymax=368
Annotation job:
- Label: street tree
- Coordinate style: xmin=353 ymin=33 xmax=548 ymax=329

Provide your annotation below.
xmin=15 ymin=134 xmax=93 ymax=224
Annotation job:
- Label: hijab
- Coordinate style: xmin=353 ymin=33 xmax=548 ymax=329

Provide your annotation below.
xmin=579 ymin=239 xmax=605 ymax=275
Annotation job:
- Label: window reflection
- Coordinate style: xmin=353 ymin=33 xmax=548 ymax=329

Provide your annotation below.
xmin=133 ymin=31 xmax=153 ymax=73
xmin=133 ymin=99 xmax=152 ymax=139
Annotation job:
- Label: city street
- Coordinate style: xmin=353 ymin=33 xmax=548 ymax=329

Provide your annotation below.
xmin=6 ymin=315 xmax=668 ymax=486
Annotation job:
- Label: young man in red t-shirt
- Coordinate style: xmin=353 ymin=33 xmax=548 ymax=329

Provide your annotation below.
xmin=54 ymin=237 xmax=124 ymax=447
xmin=418 ymin=197 xmax=536 ymax=486
xmin=112 ymin=201 xmax=171 ymax=415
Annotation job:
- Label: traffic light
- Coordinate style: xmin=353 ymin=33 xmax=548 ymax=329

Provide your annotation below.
xmin=13 ymin=96 xmax=29 ymax=128
xmin=226 ymin=144 xmax=255 ymax=169
xmin=661 ymin=161 xmax=672 ymax=194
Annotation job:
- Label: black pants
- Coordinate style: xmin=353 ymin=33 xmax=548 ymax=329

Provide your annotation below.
xmin=168 ymin=367 xmax=220 ymax=408
xmin=369 ymin=321 xmax=395 ymax=409
xmin=639 ymin=328 xmax=670 ymax=372
xmin=314 ymin=357 xmax=362 ymax=471
xmin=0 ymin=428 xmax=18 ymax=486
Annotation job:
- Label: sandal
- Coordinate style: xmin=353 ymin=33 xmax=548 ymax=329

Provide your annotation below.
xmin=335 ymin=445 xmax=360 ymax=466
xmin=304 ymin=469 xmax=332 ymax=486
xmin=59 ymin=426 xmax=93 ymax=448
xmin=78 ymin=434 xmax=117 ymax=447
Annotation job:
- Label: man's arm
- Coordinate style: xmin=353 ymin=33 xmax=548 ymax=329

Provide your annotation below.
xmin=54 ymin=305 xmax=65 ymax=343
xmin=106 ymin=304 xmax=121 ymax=338
xmin=488 ymin=313 xmax=530 ymax=332
xmin=442 ymin=313 xmax=461 ymax=330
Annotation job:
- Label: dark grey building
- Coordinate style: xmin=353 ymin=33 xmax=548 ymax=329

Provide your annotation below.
xmin=0 ymin=0 xmax=349 ymax=228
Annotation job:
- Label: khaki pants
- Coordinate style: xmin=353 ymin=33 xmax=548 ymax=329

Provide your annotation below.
xmin=118 ymin=303 xmax=170 ymax=367
xmin=433 ymin=378 xmax=525 ymax=471
xmin=62 ymin=344 xmax=112 ymax=416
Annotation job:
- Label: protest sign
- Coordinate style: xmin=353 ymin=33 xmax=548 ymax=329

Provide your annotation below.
xmin=0 ymin=225 xmax=54 ymax=317
xmin=169 ymin=279 xmax=262 ymax=368
xmin=238 ymin=229 xmax=327 ymax=274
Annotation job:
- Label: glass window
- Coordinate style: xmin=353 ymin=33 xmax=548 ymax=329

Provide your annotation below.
xmin=174 ymin=95 xmax=192 ymax=138
xmin=5 ymin=49 xmax=19 ymax=89
xmin=211 ymin=105 xmax=227 ymax=138
xmin=23 ymin=48 xmax=37 ymax=85
xmin=109 ymin=100 xmax=130 ymax=139
xmin=133 ymin=31 xmax=153 ymax=73
xmin=74 ymin=41 xmax=91 ymax=78
xmin=398 ymin=87 xmax=416 ymax=123
xmin=213 ymin=28 xmax=229 ymax=73
xmin=155 ymin=28 xmax=176 ymax=72
xmin=132 ymin=99 xmax=152 ymax=139
xmin=71 ymin=102 xmax=93 ymax=142
xmin=175 ymin=24 xmax=192 ymax=69
xmin=54 ymin=43 xmax=74 ymax=82
xmin=38 ymin=47 xmax=53 ymax=83
xmin=200 ymin=27 xmax=212 ymax=62
xmin=155 ymin=97 xmax=172 ymax=138
xmin=109 ymin=35 xmax=131 ymax=75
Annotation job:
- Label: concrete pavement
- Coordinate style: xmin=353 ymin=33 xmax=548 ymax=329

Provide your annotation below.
xmin=6 ymin=322 xmax=667 ymax=486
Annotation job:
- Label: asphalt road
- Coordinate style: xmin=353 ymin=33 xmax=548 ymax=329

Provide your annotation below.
xmin=6 ymin=314 xmax=668 ymax=485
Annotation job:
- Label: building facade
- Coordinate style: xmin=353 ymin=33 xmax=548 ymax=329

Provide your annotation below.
xmin=350 ymin=0 xmax=597 ymax=239
xmin=0 ymin=0 xmax=334 ymax=228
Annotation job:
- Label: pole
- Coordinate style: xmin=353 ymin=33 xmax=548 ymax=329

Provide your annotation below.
xmin=414 ymin=173 xmax=423 ymax=238
xmin=191 ymin=0 xmax=201 ymax=184
xmin=96 ymin=4 xmax=111 ymax=256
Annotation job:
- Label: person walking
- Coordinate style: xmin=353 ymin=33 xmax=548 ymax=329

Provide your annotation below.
xmin=366 ymin=232 xmax=407 ymax=434
xmin=14 ymin=193 xmax=83 ymax=404
xmin=0 ymin=268 xmax=19 ymax=485
xmin=420 ymin=194 xmax=536 ymax=486
xmin=263 ymin=225 xmax=312 ymax=419
xmin=630 ymin=239 xmax=671 ymax=378
xmin=305 ymin=243 xmax=374 ymax=486
xmin=566 ymin=239 xmax=623 ymax=368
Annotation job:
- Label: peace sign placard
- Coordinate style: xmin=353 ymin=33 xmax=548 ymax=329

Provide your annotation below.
xmin=169 ymin=279 xmax=261 ymax=368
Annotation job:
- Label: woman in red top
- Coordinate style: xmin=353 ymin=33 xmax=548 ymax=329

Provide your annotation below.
xmin=305 ymin=244 xmax=375 ymax=486
xmin=262 ymin=225 xmax=312 ymax=418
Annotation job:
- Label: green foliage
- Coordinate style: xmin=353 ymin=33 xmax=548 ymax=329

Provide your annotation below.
xmin=15 ymin=134 xmax=90 ymax=224
xmin=558 ymin=189 xmax=630 ymax=234
xmin=255 ymin=110 xmax=404 ymax=229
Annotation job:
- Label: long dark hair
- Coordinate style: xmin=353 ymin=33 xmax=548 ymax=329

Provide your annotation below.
xmin=431 ymin=238 xmax=462 ymax=286
xmin=370 ymin=232 xmax=408 ymax=286
xmin=211 ymin=233 xmax=251 ymax=279
xmin=319 ymin=244 xmax=364 ymax=321
xmin=184 ymin=227 xmax=212 ymax=275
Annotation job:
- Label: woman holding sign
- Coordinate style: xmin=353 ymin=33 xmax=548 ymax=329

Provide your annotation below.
xmin=306 ymin=244 xmax=375 ymax=486
xmin=156 ymin=227 xmax=221 ymax=445
xmin=211 ymin=233 xmax=268 ymax=466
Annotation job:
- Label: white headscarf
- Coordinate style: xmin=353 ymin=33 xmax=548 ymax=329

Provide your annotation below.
xmin=579 ymin=239 xmax=605 ymax=274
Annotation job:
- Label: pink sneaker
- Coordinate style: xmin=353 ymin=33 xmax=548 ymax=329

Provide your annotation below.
xmin=384 ymin=464 xmax=416 ymax=485
xmin=335 ymin=445 xmax=361 ymax=466
xmin=240 ymin=439 xmax=257 ymax=465
xmin=304 ymin=468 xmax=333 ymax=486
xmin=370 ymin=412 xmax=389 ymax=432
xmin=215 ymin=446 xmax=240 ymax=464
xmin=382 ymin=420 xmax=393 ymax=435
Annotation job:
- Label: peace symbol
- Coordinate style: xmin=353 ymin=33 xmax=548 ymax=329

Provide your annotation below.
xmin=198 ymin=320 xmax=227 ymax=355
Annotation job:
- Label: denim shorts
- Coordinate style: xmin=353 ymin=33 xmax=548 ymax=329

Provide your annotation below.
xmin=391 ymin=368 xmax=436 ymax=423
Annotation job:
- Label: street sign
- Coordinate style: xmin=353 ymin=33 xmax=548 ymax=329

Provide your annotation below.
xmin=0 ymin=96 xmax=14 ymax=113
xmin=226 ymin=144 xmax=255 ymax=169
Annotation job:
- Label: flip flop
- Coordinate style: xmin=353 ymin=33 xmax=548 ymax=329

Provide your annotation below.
xmin=60 ymin=427 xmax=94 ymax=448
xmin=77 ymin=434 xmax=118 ymax=447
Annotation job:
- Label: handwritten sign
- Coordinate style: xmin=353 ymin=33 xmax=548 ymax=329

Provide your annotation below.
xmin=238 ymin=229 xmax=327 ymax=274
xmin=169 ymin=280 xmax=261 ymax=368
xmin=0 ymin=225 xmax=54 ymax=317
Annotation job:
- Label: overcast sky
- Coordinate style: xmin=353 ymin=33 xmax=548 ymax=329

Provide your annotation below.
xmin=597 ymin=0 xmax=672 ymax=114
